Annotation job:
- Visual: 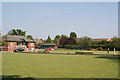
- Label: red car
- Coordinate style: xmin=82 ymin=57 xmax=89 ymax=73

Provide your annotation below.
xmin=45 ymin=48 xmax=51 ymax=51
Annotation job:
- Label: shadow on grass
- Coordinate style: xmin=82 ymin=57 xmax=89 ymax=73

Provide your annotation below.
xmin=1 ymin=75 xmax=35 ymax=80
xmin=1 ymin=75 xmax=119 ymax=80
xmin=95 ymin=55 xmax=120 ymax=63
xmin=95 ymin=56 xmax=119 ymax=60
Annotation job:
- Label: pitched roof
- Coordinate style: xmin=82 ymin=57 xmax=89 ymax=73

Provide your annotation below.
xmin=42 ymin=43 xmax=56 ymax=46
xmin=2 ymin=35 xmax=35 ymax=42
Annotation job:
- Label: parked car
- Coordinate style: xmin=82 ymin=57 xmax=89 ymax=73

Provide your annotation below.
xmin=14 ymin=48 xmax=25 ymax=52
xmin=45 ymin=48 xmax=51 ymax=51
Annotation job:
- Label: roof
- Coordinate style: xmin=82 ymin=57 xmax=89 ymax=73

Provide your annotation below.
xmin=34 ymin=39 xmax=42 ymax=43
xmin=42 ymin=43 xmax=56 ymax=46
xmin=91 ymin=38 xmax=109 ymax=41
xmin=2 ymin=35 xmax=35 ymax=42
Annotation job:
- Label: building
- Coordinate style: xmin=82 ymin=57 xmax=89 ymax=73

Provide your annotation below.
xmin=57 ymin=38 xmax=61 ymax=45
xmin=91 ymin=38 xmax=110 ymax=41
xmin=109 ymin=38 xmax=113 ymax=41
xmin=34 ymin=39 xmax=42 ymax=44
xmin=41 ymin=43 xmax=58 ymax=50
xmin=2 ymin=35 xmax=35 ymax=52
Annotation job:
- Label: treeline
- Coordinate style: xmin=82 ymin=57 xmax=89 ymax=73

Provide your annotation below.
xmin=5 ymin=29 xmax=120 ymax=51
xmin=58 ymin=36 xmax=120 ymax=51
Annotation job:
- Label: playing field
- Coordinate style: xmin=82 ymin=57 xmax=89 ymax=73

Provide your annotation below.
xmin=48 ymin=48 xmax=119 ymax=55
xmin=1 ymin=52 xmax=119 ymax=78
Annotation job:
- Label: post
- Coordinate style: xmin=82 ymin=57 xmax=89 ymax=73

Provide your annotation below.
xmin=107 ymin=48 xmax=109 ymax=54
xmin=114 ymin=48 xmax=116 ymax=54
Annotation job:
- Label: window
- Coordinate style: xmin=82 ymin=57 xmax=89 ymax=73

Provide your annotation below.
xmin=23 ymin=42 xmax=26 ymax=48
xmin=31 ymin=43 xmax=33 ymax=46
xmin=11 ymin=42 xmax=13 ymax=46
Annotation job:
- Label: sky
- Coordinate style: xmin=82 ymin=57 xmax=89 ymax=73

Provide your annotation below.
xmin=2 ymin=2 xmax=118 ymax=40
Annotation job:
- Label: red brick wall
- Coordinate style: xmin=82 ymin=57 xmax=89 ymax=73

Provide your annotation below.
xmin=26 ymin=42 xmax=35 ymax=51
xmin=2 ymin=42 xmax=35 ymax=52
xmin=54 ymin=46 xmax=58 ymax=50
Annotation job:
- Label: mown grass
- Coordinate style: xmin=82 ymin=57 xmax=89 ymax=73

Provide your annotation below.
xmin=2 ymin=52 xmax=118 ymax=78
xmin=48 ymin=48 xmax=119 ymax=55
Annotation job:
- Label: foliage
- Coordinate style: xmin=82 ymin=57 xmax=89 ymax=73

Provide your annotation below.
xmin=40 ymin=39 xmax=43 ymax=41
xmin=112 ymin=37 xmax=120 ymax=50
xmin=27 ymin=35 xmax=33 ymax=40
xmin=54 ymin=35 xmax=60 ymax=44
xmin=70 ymin=32 xmax=77 ymax=38
xmin=7 ymin=29 xmax=26 ymax=37
xmin=2 ymin=39 xmax=7 ymax=46
xmin=61 ymin=35 xmax=68 ymax=38
xmin=46 ymin=35 xmax=51 ymax=43
xmin=77 ymin=36 xmax=90 ymax=50
xmin=59 ymin=37 xmax=76 ymax=46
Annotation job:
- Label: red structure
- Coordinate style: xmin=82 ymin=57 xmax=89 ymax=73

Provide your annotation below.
xmin=2 ymin=35 xmax=35 ymax=52
xmin=91 ymin=38 xmax=110 ymax=41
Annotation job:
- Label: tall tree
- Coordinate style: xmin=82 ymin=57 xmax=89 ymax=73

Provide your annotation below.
xmin=77 ymin=36 xmax=90 ymax=50
xmin=54 ymin=35 xmax=61 ymax=44
xmin=46 ymin=35 xmax=51 ymax=43
xmin=7 ymin=29 xmax=26 ymax=37
xmin=27 ymin=35 xmax=33 ymax=40
xmin=70 ymin=32 xmax=77 ymax=38
xmin=61 ymin=35 xmax=68 ymax=38
xmin=112 ymin=37 xmax=120 ymax=50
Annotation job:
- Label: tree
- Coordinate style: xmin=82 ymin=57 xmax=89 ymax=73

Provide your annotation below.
xmin=27 ymin=35 xmax=33 ymax=40
xmin=112 ymin=37 xmax=120 ymax=50
xmin=40 ymin=39 xmax=43 ymax=41
xmin=61 ymin=35 xmax=68 ymax=38
xmin=2 ymin=39 xmax=7 ymax=46
xmin=77 ymin=36 xmax=90 ymax=50
xmin=67 ymin=38 xmax=76 ymax=45
xmin=46 ymin=35 xmax=51 ymax=43
xmin=54 ymin=35 xmax=61 ymax=44
xmin=70 ymin=32 xmax=77 ymax=38
xmin=59 ymin=37 xmax=68 ymax=46
xmin=7 ymin=29 xmax=26 ymax=37
xmin=59 ymin=37 xmax=76 ymax=46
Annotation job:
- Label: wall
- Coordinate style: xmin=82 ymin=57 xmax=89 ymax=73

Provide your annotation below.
xmin=2 ymin=42 xmax=35 ymax=52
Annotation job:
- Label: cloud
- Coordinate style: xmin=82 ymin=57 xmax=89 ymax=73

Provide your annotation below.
xmin=42 ymin=10 xmax=53 ymax=14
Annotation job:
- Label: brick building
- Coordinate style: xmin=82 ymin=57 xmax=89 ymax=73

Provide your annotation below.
xmin=41 ymin=43 xmax=58 ymax=50
xmin=34 ymin=39 xmax=42 ymax=44
xmin=2 ymin=35 xmax=35 ymax=51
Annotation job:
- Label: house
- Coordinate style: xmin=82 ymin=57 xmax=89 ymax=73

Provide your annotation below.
xmin=34 ymin=39 xmax=42 ymax=44
xmin=2 ymin=35 xmax=35 ymax=52
xmin=41 ymin=42 xmax=58 ymax=50
xmin=109 ymin=38 xmax=113 ymax=41
xmin=91 ymin=38 xmax=110 ymax=41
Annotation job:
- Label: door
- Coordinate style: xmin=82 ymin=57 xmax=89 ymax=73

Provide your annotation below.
xmin=19 ymin=42 xmax=21 ymax=48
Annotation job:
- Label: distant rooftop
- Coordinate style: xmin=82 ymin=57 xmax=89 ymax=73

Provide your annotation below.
xmin=2 ymin=35 xmax=35 ymax=42
xmin=42 ymin=43 xmax=56 ymax=46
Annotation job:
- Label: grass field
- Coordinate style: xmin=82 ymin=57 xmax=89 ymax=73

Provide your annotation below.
xmin=1 ymin=52 xmax=118 ymax=79
xmin=48 ymin=48 xmax=119 ymax=55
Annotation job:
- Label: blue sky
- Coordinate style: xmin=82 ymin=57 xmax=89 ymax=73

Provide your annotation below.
xmin=2 ymin=2 xmax=118 ymax=40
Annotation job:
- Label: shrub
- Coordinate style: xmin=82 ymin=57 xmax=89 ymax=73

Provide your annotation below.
xmin=75 ymin=52 xmax=93 ymax=55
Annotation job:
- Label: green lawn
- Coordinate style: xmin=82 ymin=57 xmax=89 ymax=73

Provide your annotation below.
xmin=2 ymin=52 xmax=118 ymax=78
xmin=48 ymin=48 xmax=119 ymax=55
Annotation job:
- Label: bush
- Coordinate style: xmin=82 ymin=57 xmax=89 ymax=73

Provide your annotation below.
xmin=75 ymin=52 xmax=93 ymax=55
xmin=38 ymin=51 xmax=44 ymax=54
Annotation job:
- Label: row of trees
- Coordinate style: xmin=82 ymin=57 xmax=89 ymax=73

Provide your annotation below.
xmin=59 ymin=36 xmax=120 ymax=51
xmin=4 ymin=29 xmax=120 ymax=51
